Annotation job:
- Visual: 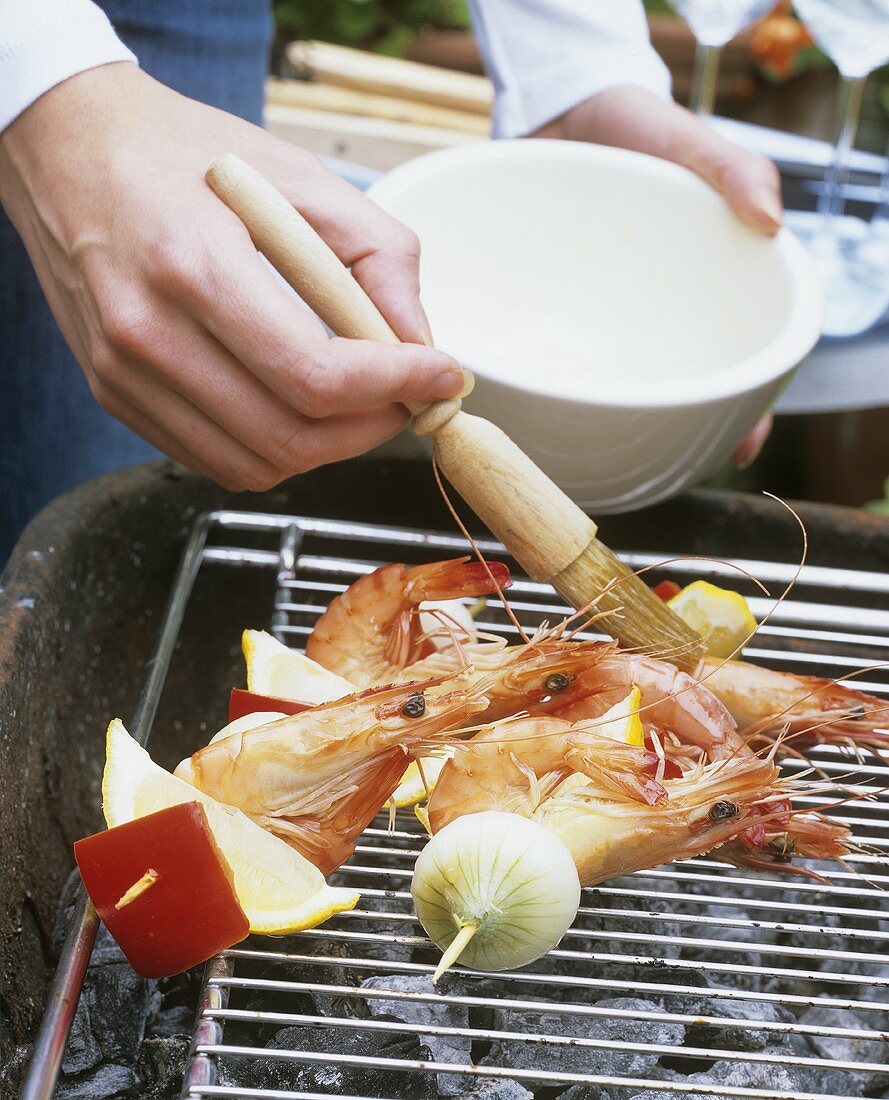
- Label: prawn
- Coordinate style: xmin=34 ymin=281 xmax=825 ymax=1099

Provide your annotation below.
xmin=309 ymin=553 xmax=889 ymax=765
xmin=426 ymin=716 xmax=852 ymax=886
xmin=532 ymin=648 xmax=747 ymax=761
xmin=520 ymin=646 xmax=853 ymax=868
xmin=175 ymin=675 xmax=490 ymax=874
xmin=305 ymin=557 xmax=510 ymax=688
xmin=697 ymin=655 xmax=889 ymax=755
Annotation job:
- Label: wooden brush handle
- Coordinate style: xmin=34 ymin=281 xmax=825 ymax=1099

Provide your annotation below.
xmin=206 ymin=154 xmax=705 ymax=667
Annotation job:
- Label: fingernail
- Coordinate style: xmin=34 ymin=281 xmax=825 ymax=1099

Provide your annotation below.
xmin=430 ymin=365 xmax=465 ymax=399
xmin=734 ymin=435 xmax=765 ymax=471
xmin=458 ymin=368 xmax=475 ymax=399
xmin=754 ymin=188 xmax=783 ymax=233
xmin=415 ymin=297 xmax=434 ymax=346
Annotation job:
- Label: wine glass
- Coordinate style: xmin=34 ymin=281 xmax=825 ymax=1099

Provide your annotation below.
xmin=669 ymin=0 xmax=778 ymax=114
xmin=790 ymin=0 xmax=889 ymax=335
xmin=836 ymin=139 xmax=889 ymax=333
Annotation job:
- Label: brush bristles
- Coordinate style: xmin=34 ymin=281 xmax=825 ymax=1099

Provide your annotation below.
xmin=553 ymin=541 xmax=705 ymax=672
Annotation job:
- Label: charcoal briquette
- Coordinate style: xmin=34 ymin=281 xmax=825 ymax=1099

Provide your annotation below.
xmin=459 ymin=1079 xmax=533 ymax=1099
xmin=134 ymin=1036 xmax=190 ymax=1098
xmin=361 ymin=974 xmax=472 ymax=1096
xmin=54 ymin=1062 xmax=137 ymax=1099
xmin=221 ymin=1023 xmax=439 ymax=1098
xmin=481 ymin=997 xmax=684 ymax=1080
xmin=681 ymin=994 xmax=795 ymax=1051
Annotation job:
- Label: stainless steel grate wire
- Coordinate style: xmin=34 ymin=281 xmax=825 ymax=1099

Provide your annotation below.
xmin=133 ymin=509 xmax=889 ymax=1100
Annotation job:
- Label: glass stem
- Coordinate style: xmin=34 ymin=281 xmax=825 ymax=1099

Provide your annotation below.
xmin=874 ymin=135 xmax=889 ymax=225
xmin=818 ymin=74 xmax=866 ymax=228
xmin=689 ymin=42 xmax=722 ymax=116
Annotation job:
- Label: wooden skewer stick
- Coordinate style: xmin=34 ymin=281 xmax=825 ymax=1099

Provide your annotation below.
xmin=114 ymin=869 xmax=159 ymax=910
xmin=206 ymin=154 xmax=705 ymax=669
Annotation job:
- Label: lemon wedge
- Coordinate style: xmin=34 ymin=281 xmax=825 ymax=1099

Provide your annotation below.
xmin=386 ymin=758 xmax=447 ymax=809
xmin=242 ymin=629 xmax=354 ymax=703
xmin=596 ymin=686 xmax=645 ymax=746
xmin=102 ymin=720 xmax=358 ymax=934
xmin=667 ymin=580 xmax=757 ymax=659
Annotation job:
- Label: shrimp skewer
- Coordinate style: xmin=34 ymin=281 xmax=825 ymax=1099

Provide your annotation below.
xmin=426 ymin=716 xmax=852 ymax=885
xmin=305 ymin=557 xmax=510 ymax=688
xmin=306 ymin=557 xmax=889 ymax=761
xmin=175 ymin=676 xmax=490 ymax=874
xmin=176 ymin=641 xmax=614 ymax=872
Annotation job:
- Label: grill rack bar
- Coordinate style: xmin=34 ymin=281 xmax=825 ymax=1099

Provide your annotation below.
xmin=204 ymin=1007 xmax=887 ymax=1065
xmin=213 ymin=970 xmax=888 ymax=1029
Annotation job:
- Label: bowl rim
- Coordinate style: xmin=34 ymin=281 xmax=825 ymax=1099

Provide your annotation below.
xmin=367 ymin=139 xmax=825 ymax=410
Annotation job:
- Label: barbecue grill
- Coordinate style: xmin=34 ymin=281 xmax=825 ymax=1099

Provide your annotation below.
xmin=5 ymin=458 xmax=889 ymax=1099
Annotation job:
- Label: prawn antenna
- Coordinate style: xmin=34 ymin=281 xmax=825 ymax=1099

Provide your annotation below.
xmin=433 ymin=458 xmax=530 ymax=644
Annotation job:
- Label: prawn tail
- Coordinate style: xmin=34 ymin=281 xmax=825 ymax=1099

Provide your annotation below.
xmin=407 ymin=557 xmax=511 ymax=602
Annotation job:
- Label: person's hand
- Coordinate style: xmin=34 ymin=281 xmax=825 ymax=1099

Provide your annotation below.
xmin=0 ymin=63 xmax=464 ymax=491
xmin=534 ymin=85 xmax=782 ymax=234
xmin=534 ymin=86 xmax=783 ymax=468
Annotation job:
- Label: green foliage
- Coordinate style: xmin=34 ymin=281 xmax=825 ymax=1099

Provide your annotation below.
xmin=273 ymin=0 xmax=470 ymax=54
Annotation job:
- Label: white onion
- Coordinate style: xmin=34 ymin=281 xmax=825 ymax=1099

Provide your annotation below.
xmin=411 ymin=811 xmax=581 ymax=980
xmin=418 ymin=599 xmax=477 ymax=651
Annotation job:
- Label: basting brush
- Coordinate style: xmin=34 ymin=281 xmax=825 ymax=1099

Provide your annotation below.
xmin=206 ymin=154 xmax=705 ymax=669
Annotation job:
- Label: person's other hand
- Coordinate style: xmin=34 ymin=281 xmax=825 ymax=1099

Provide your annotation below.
xmin=534 ymin=86 xmax=783 ymax=468
xmin=0 ymin=64 xmax=463 ymax=491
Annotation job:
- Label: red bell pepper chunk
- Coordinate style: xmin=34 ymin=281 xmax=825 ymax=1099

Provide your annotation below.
xmin=228 ymin=687 xmax=313 ymax=723
xmin=652 ymin=580 xmax=682 ymax=601
xmin=75 ymin=802 xmax=249 ymax=978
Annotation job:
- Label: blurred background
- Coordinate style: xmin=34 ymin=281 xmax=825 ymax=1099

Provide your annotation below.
xmin=261 ymin=0 xmax=889 ymax=514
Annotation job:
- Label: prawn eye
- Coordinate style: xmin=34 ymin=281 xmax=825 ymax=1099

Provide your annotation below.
xmin=545 ymin=673 xmax=571 ymax=693
xmin=709 ymin=800 xmax=738 ymax=821
xmin=402 ymin=693 xmax=426 ymax=719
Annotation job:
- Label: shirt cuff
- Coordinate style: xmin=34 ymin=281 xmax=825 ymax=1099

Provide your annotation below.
xmin=0 ymin=0 xmax=137 ymax=133
xmin=492 ymin=49 xmax=672 ymax=140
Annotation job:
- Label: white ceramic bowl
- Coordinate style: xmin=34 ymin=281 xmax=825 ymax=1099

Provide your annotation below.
xmin=368 ymin=140 xmax=823 ymax=512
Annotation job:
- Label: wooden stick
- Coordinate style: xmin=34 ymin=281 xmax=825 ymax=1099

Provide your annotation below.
xmin=266 ymin=78 xmax=489 ymax=135
xmin=206 ymin=154 xmax=705 ymax=668
xmin=287 ymin=40 xmax=493 ymax=116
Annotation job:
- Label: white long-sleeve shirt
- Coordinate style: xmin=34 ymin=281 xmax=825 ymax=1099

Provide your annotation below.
xmin=469 ymin=0 xmax=671 ymax=137
xmin=0 ymin=0 xmax=135 ymax=132
xmin=1 ymin=0 xmax=670 ymax=136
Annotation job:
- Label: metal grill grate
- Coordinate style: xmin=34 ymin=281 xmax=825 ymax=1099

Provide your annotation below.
xmin=162 ymin=510 xmax=889 ymax=1100
xmin=21 ymin=506 xmax=889 ymax=1100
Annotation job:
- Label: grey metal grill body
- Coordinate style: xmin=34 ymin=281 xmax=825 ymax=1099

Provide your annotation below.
xmin=21 ymin=509 xmax=889 ymax=1100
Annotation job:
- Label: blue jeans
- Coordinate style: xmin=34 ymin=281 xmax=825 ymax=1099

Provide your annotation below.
xmin=0 ymin=0 xmax=274 ymax=563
